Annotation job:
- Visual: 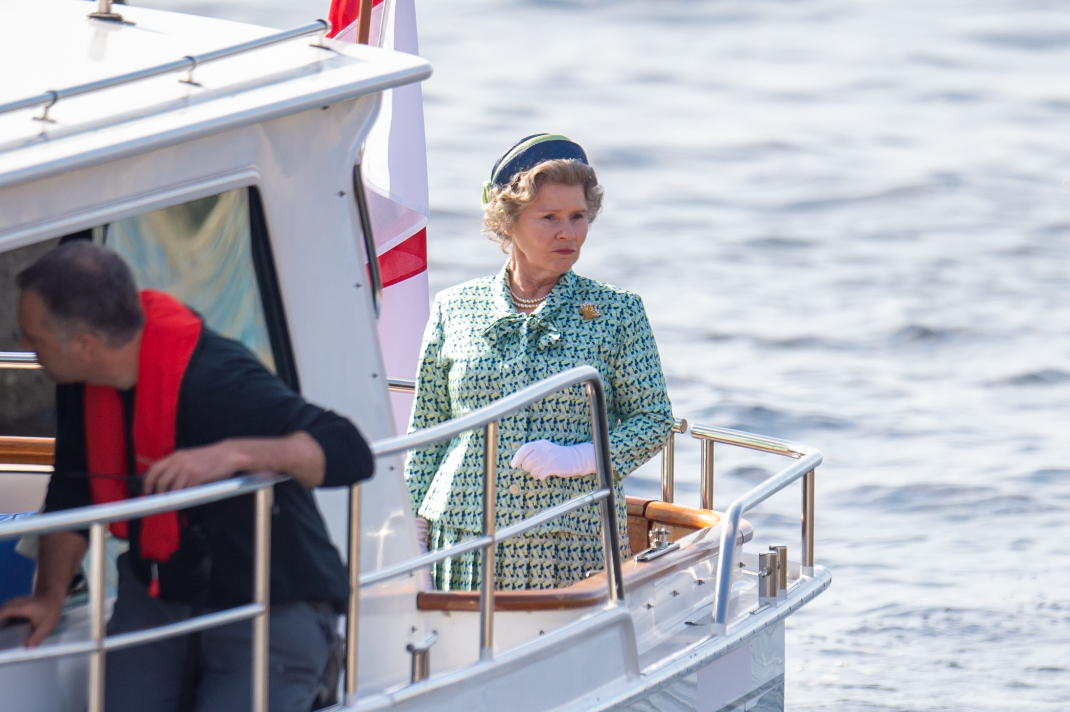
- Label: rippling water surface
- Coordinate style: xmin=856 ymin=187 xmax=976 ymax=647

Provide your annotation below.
xmin=136 ymin=0 xmax=1070 ymax=707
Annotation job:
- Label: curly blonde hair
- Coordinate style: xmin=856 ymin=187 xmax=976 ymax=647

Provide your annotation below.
xmin=482 ymin=159 xmax=604 ymax=250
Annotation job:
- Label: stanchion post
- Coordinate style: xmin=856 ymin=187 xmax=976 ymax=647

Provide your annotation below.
xmin=801 ymin=469 xmax=815 ymax=575
xmin=346 ymin=483 xmax=362 ymax=697
xmin=661 ymin=418 xmax=689 ymax=503
xmin=252 ymin=487 xmax=273 ymax=712
xmin=700 ymin=439 xmax=715 ymax=511
xmin=479 ymin=422 xmax=497 ymax=660
xmin=87 ymin=522 xmax=107 ymax=712
xmin=586 ymin=380 xmax=624 ymax=602
xmin=661 ymin=430 xmax=675 ymax=503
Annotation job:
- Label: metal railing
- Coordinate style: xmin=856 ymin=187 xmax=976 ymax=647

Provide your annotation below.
xmin=0 ymin=354 xmax=418 ymax=393
xmin=659 ymin=418 xmax=688 ymax=503
xmin=0 ymin=358 xmax=622 ymax=694
xmin=688 ymin=424 xmax=821 ymax=635
xmin=387 ymin=377 xmax=416 ymax=394
xmin=0 ymin=352 xmax=40 ymax=369
xmin=0 ymin=473 xmax=282 ymax=712
xmin=0 ymin=21 xmax=332 ymax=122
xmin=345 ymin=364 xmax=624 ymax=694
xmin=691 ymin=422 xmax=804 ymax=512
xmin=1 ymin=352 xmax=818 ymax=662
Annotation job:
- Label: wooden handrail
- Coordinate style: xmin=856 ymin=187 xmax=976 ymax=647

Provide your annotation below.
xmin=0 ymin=436 xmax=55 ymax=466
xmin=630 ymin=497 xmax=720 ymax=531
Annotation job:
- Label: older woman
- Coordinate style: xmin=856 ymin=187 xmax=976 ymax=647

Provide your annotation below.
xmin=406 ymin=134 xmax=673 ymax=591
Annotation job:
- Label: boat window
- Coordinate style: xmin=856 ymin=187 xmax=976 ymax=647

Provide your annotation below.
xmin=104 ymin=189 xmax=276 ymax=372
xmin=100 ymin=186 xmax=299 ymax=391
xmin=0 ymin=185 xmax=298 ymax=443
xmin=0 ymin=238 xmax=61 ymax=438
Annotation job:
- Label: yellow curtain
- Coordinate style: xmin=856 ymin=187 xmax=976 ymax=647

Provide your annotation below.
xmin=106 ymin=189 xmax=275 ymax=372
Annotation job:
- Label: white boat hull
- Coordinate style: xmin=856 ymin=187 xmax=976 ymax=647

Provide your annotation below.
xmin=349 ymin=566 xmax=831 ymax=712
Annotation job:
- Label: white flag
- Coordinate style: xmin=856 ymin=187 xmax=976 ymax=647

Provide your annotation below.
xmin=330 ymin=0 xmax=429 ymax=434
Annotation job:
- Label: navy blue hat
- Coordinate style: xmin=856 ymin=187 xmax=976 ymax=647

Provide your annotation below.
xmin=482 ymin=134 xmax=588 ymax=205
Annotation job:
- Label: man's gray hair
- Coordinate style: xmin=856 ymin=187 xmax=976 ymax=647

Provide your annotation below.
xmin=17 ymin=241 xmax=144 ymax=346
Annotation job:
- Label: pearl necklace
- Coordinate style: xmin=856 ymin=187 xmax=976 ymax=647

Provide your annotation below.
xmin=510 ymin=290 xmax=547 ymax=309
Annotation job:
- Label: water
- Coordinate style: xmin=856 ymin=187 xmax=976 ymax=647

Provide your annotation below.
xmin=133 ymin=0 xmax=1070 ymax=707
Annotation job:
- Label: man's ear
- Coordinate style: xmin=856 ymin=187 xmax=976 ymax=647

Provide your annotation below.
xmin=68 ymin=331 xmax=101 ymax=366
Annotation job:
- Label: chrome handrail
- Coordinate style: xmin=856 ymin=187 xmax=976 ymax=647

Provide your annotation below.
xmin=690 ymin=423 xmax=808 ymax=513
xmin=0 ymin=351 xmax=40 ymax=369
xmin=0 ymin=473 xmax=282 ymax=712
xmin=357 ymin=489 xmax=612 ymax=589
xmin=0 ymin=473 xmax=284 ymax=539
xmin=348 ymin=364 xmax=624 ymax=694
xmin=372 ymin=367 xmax=614 ymax=460
xmin=387 ymin=377 xmax=416 ymax=394
xmin=690 ymin=423 xmax=808 ymax=459
xmin=688 ymin=424 xmax=821 ymax=635
xmin=0 ymin=354 xmax=418 ymax=395
xmin=0 ymin=21 xmax=332 ymax=120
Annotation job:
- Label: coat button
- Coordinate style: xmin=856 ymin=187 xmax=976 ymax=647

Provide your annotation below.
xmin=509 ymin=484 xmax=520 ymax=495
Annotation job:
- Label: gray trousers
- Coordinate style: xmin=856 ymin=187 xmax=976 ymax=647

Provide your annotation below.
xmin=104 ymin=555 xmax=337 ymax=712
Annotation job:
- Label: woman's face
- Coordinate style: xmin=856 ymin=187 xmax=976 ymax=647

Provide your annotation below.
xmin=507 ymin=182 xmax=590 ymax=280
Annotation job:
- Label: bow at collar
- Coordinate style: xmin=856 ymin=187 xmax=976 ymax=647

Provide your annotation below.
xmin=483 ymin=313 xmax=562 ymax=352
xmin=482 ymin=263 xmax=577 ymax=353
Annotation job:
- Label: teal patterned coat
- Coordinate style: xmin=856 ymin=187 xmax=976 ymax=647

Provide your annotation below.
xmin=406 ymin=264 xmax=674 ymax=545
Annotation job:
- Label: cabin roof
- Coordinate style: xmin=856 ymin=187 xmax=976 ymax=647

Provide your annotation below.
xmin=0 ymin=0 xmax=431 ymax=190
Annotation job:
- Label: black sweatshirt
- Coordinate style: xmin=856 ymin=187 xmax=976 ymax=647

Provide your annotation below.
xmin=44 ymin=329 xmax=374 ymax=612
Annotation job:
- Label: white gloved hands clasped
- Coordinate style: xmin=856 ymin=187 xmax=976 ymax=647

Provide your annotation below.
xmin=510 ymin=440 xmax=597 ymax=481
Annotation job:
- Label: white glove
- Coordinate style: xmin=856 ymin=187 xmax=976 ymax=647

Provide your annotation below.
xmin=413 ymin=516 xmax=433 ymax=590
xmin=510 ymin=440 xmax=597 ymax=481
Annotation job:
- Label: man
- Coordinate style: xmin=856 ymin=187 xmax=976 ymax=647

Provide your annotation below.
xmin=0 ymin=241 xmax=374 ymax=711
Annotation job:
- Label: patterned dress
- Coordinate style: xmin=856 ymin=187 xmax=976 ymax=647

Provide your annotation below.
xmin=406 ymin=264 xmax=674 ymax=590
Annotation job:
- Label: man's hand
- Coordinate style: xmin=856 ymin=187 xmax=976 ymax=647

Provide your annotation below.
xmin=141 ymin=432 xmax=326 ymax=493
xmin=0 ymin=592 xmax=65 ymax=647
xmin=0 ymin=531 xmax=85 ymax=649
xmin=142 ymin=441 xmax=243 ymax=494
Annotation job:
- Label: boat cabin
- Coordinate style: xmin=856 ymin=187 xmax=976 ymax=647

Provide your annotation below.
xmin=0 ymin=3 xmax=829 ymax=711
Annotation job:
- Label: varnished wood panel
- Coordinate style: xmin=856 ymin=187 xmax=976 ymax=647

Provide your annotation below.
xmin=0 ymin=436 xmax=55 ymax=466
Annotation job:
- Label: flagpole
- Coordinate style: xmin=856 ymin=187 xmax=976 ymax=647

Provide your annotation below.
xmin=356 ymin=0 xmax=373 ymax=43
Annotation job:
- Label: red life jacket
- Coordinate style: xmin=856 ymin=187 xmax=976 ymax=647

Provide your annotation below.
xmin=84 ymin=290 xmax=203 ymax=567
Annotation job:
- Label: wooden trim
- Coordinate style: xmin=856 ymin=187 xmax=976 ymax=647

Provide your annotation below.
xmin=643 ymin=501 xmax=720 ymax=531
xmin=0 ymin=436 xmax=55 ymax=466
xmin=418 ymin=577 xmax=607 ymax=612
xmin=625 ymin=496 xmax=653 ymax=553
xmin=626 ymin=496 xmax=651 ymax=518
xmin=415 ymin=530 xmax=728 ymax=612
xmin=417 ymin=499 xmax=734 ymax=612
xmin=624 ymin=496 xmax=720 ymax=531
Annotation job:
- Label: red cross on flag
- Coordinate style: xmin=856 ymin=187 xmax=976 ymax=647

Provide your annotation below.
xmin=328 ymin=0 xmax=429 ymax=433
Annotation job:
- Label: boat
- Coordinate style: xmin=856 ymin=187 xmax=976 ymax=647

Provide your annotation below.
xmin=0 ymin=1 xmax=831 ymax=710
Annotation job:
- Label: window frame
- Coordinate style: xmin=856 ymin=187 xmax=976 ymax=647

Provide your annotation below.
xmin=43 ymin=183 xmax=302 ymax=392
xmin=247 ymin=186 xmax=300 ymax=392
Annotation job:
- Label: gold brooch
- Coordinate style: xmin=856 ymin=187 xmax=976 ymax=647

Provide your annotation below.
xmin=580 ymin=302 xmax=600 ymax=320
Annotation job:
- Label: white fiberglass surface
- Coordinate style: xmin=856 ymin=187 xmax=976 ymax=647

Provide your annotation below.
xmin=0 ymin=0 xmax=428 ymax=179
xmin=0 ymin=0 xmax=276 ymax=103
